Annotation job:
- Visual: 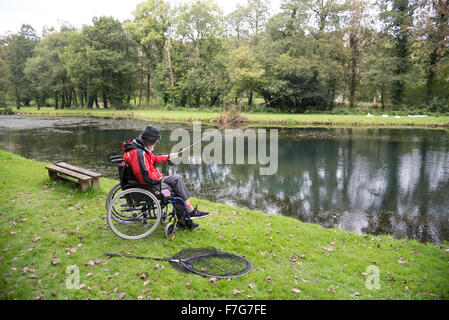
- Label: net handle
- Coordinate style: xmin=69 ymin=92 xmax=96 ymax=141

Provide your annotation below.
xmin=104 ymin=253 xmax=168 ymax=262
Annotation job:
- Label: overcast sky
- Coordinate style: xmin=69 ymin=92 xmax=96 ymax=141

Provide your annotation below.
xmin=0 ymin=0 xmax=281 ymax=36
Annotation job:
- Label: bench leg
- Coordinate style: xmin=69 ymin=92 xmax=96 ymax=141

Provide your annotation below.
xmin=80 ymin=181 xmax=89 ymax=192
xmin=48 ymin=170 xmax=58 ymax=180
xmin=91 ymin=178 xmax=101 ymax=189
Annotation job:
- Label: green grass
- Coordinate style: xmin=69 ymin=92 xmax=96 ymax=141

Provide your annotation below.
xmin=11 ymin=106 xmax=449 ymax=128
xmin=0 ymin=149 xmax=448 ymax=300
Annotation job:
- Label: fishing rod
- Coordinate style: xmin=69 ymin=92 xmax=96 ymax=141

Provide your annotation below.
xmin=176 ymin=95 xmax=281 ymax=155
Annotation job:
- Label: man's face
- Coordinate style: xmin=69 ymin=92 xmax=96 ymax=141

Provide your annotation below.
xmin=146 ymin=139 xmax=159 ymax=151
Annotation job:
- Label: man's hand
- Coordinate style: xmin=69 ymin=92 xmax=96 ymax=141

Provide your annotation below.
xmin=169 ymin=153 xmax=179 ymax=160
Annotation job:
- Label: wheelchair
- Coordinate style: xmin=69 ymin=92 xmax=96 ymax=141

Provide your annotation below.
xmin=106 ymin=155 xmax=187 ymax=240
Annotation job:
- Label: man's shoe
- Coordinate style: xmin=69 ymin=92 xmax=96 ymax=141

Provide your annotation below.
xmin=189 ymin=206 xmax=210 ymax=220
xmin=186 ymin=220 xmax=200 ymax=230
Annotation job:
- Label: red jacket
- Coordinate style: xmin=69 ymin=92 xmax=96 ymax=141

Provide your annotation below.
xmin=122 ymin=138 xmax=169 ymax=185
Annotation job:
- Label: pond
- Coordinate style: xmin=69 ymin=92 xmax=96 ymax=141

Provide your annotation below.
xmin=1 ymin=115 xmax=448 ymax=244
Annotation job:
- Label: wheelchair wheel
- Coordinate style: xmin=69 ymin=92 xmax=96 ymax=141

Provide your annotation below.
xmin=164 ymin=216 xmax=178 ymax=239
xmin=105 ymin=182 xmax=121 ymax=211
xmin=107 ymin=188 xmax=162 ymax=240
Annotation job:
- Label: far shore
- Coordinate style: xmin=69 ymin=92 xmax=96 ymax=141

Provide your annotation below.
xmin=6 ymin=106 xmax=449 ymax=129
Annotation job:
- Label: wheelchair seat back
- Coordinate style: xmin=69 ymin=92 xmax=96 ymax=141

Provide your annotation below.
xmin=118 ymin=161 xmax=140 ymax=189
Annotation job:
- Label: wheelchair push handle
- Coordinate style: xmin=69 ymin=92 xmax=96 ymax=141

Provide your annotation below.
xmin=108 ymin=155 xmax=124 ymax=164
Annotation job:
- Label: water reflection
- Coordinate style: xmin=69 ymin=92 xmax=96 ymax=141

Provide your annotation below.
xmin=1 ymin=116 xmax=448 ymax=243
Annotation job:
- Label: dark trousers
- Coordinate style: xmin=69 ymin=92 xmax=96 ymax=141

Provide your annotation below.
xmin=161 ymin=175 xmax=191 ymax=201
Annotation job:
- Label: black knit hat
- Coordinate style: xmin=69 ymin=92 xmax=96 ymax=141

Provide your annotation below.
xmin=139 ymin=125 xmax=161 ymax=145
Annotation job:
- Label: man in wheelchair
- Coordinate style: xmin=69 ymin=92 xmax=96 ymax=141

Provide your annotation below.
xmin=122 ymin=125 xmax=210 ymax=230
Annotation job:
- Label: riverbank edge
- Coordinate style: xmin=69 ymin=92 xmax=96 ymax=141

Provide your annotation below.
xmin=0 ymin=149 xmax=448 ymax=300
xmin=8 ymin=107 xmax=449 ymax=129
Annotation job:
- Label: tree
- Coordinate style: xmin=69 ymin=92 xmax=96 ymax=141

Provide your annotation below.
xmin=226 ymin=46 xmax=265 ymax=105
xmin=361 ymin=32 xmax=396 ymax=109
xmin=25 ymin=26 xmax=75 ymax=109
xmin=226 ymin=4 xmax=250 ymax=40
xmin=174 ymin=0 xmax=227 ymax=108
xmin=246 ymin=0 xmax=270 ymax=44
xmin=283 ymin=0 xmax=347 ymax=32
xmin=379 ymin=0 xmax=416 ymax=106
xmin=63 ymin=17 xmax=139 ymax=108
xmin=5 ymin=24 xmax=39 ymax=109
xmin=127 ymin=0 xmax=172 ymax=105
xmin=414 ymin=0 xmax=449 ymax=101
xmin=346 ymin=0 xmax=369 ymax=108
xmin=0 ymin=37 xmax=10 ymax=108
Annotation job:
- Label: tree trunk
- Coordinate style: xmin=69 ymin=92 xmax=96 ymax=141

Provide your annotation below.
xmin=87 ymin=95 xmax=94 ymax=108
xmin=248 ymin=91 xmax=253 ymax=106
xmin=425 ymin=49 xmax=437 ymax=100
xmin=68 ymin=88 xmax=73 ymax=107
xmin=15 ymin=87 xmax=20 ymax=110
xmin=139 ymin=55 xmax=143 ymax=108
xmin=147 ymin=71 xmax=151 ymax=104
xmin=55 ymin=91 xmax=58 ymax=109
xmin=166 ymin=38 xmax=175 ymax=107
xmin=103 ymin=95 xmax=108 ymax=109
xmin=381 ymin=83 xmax=385 ymax=110
xmin=72 ymin=88 xmax=78 ymax=106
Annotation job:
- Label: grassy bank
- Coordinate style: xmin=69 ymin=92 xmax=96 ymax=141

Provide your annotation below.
xmin=9 ymin=106 xmax=449 ymax=128
xmin=0 ymin=150 xmax=448 ymax=300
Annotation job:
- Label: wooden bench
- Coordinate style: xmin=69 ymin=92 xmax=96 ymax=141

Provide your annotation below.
xmin=46 ymin=162 xmax=102 ymax=192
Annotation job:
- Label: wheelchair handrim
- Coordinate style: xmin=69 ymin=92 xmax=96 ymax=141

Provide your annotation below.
xmin=107 ymin=188 xmax=162 ymax=240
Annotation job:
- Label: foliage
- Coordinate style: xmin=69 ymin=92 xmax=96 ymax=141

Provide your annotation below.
xmin=4 ymin=25 xmax=39 ymax=109
xmin=0 ymin=0 xmax=448 ymax=112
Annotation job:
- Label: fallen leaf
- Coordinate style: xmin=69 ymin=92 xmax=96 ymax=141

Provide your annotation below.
xmin=265 ymin=276 xmax=272 ymax=282
xmin=292 ymin=288 xmax=301 ymax=294
xmin=289 ymin=256 xmax=298 ymax=263
xmin=233 ymin=289 xmax=241 ymax=295
xmin=140 ymin=272 xmax=148 ymax=280
xmin=118 ymin=292 xmax=126 ymax=299
xmin=209 ymin=277 xmax=217 ymax=285
xmin=354 ymin=292 xmax=361 ymax=296
xmin=66 ymin=247 xmax=76 ymax=255
xmin=34 ymin=293 xmax=43 ymax=300
xmin=51 ymin=258 xmax=60 ymax=265
xmin=154 ymin=263 xmax=165 ymax=270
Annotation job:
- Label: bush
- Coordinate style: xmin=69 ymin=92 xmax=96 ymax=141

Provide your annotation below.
xmin=427 ymin=97 xmax=449 ymax=114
